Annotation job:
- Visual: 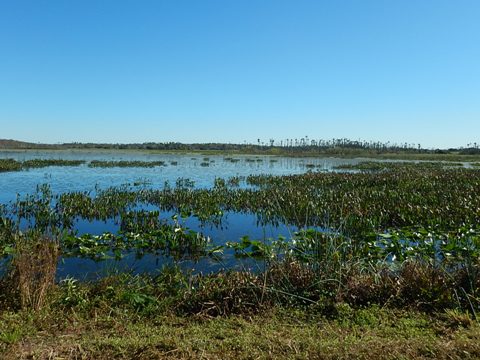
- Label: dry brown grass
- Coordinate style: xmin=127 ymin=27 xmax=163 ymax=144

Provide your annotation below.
xmin=12 ymin=235 xmax=59 ymax=311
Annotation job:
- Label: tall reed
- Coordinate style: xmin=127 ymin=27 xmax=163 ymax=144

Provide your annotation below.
xmin=12 ymin=232 xmax=59 ymax=310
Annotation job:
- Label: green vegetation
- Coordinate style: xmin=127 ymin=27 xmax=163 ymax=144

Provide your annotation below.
xmin=89 ymin=160 xmax=167 ymax=168
xmin=2 ymin=165 xmax=480 ymax=261
xmin=1 ymin=303 xmax=479 ymax=358
xmin=1 ymin=155 xmax=479 ymax=176
xmin=3 ymin=137 xmax=480 ymax=161
xmin=0 ymin=158 xmax=176 ymax=172
xmin=0 ymin=159 xmax=21 ymax=172
xmin=22 ymin=159 xmax=85 ymax=168
xmin=224 ymin=156 xmax=241 ymax=163
xmin=62 ymin=216 xmax=214 ymax=261
xmin=334 ymin=161 xmax=464 ymax=171
xmin=1 ymin=266 xmax=480 ymax=359
xmin=1 ymin=163 xmax=480 ymax=358
xmin=0 ymin=158 xmax=85 ymax=172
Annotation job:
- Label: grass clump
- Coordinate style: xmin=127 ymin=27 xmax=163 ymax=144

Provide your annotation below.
xmin=88 ymin=160 xmax=167 ymax=168
xmin=0 ymin=158 xmax=86 ymax=172
xmin=12 ymin=233 xmax=59 ymax=311
xmin=0 ymin=232 xmax=59 ymax=311
xmin=0 ymin=159 xmax=21 ymax=172
xmin=22 ymin=159 xmax=85 ymax=168
xmin=333 ymin=161 xmax=464 ymax=171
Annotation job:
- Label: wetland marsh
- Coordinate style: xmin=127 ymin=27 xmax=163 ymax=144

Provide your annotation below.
xmin=1 ymin=150 xmax=479 ymax=277
xmin=1 ymin=150 xmax=480 ymax=359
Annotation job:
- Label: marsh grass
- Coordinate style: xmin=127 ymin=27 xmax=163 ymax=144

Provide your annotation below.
xmin=1 ymin=250 xmax=480 ymax=358
xmin=0 ymin=159 xmax=21 ymax=172
xmin=1 ymin=160 xmax=480 ymax=357
xmin=0 ymin=159 xmax=85 ymax=172
xmin=88 ymin=160 xmax=167 ymax=168
xmin=333 ymin=160 xmax=464 ymax=171
xmin=1 ymin=166 xmax=480 ymax=323
xmin=11 ymin=233 xmax=59 ymax=311
xmin=22 ymin=159 xmax=85 ymax=168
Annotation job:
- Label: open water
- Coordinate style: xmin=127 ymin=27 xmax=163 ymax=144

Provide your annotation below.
xmin=0 ymin=150 xmax=360 ymax=278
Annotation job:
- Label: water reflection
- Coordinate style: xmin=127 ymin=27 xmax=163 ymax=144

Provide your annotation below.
xmin=0 ymin=150 xmax=357 ymax=278
xmin=0 ymin=150 xmax=361 ymax=203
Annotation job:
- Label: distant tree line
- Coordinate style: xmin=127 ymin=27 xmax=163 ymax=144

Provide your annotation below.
xmin=0 ymin=138 xmax=479 ymax=154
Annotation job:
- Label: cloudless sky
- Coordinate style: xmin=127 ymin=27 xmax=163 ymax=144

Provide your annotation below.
xmin=0 ymin=0 xmax=479 ymax=148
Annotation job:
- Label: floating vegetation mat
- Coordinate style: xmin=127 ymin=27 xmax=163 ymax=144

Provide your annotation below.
xmin=1 ymin=165 xmax=480 ymax=320
xmin=333 ymin=160 xmax=465 ymax=171
xmin=0 ymin=158 xmax=85 ymax=172
xmin=0 ymin=166 xmax=479 ymax=265
xmin=88 ymin=160 xmax=167 ymax=168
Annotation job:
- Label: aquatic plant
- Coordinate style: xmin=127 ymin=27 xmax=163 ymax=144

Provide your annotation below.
xmin=175 ymin=178 xmax=195 ymax=189
xmin=227 ymin=176 xmax=241 ymax=187
xmin=0 ymin=159 xmax=21 ymax=172
xmin=333 ymin=161 xmax=464 ymax=171
xmin=18 ymin=166 xmax=474 ymax=240
xmin=0 ymin=158 xmax=86 ymax=173
xmin=62 ymin=221 xmax=213 ymax=261
xmin=1 ymin=165 xmax=480 ymax=313
xmin=22 ymin=159 xmax=85 ymax=168
xmin=88 ymin=160 xmax=167 ymax=168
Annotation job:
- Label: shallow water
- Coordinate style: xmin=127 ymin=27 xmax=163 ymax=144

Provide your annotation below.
xmin=0 ymin=150 xmax=361 ymax=202
xmin=1 ymin=150 xmax=359 ymax=277
xmin=59 ymin=211 xmax=295 ymax=280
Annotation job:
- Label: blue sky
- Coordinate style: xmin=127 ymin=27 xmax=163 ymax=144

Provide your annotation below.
xmin=0 ymin=0 xmax=479 ymax=148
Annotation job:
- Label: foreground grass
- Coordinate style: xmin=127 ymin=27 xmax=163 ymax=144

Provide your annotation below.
xmin=1 ymin=306 xmax=479 ymax=359
xmin=1 ymin=238 xmax=480 ymax=359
